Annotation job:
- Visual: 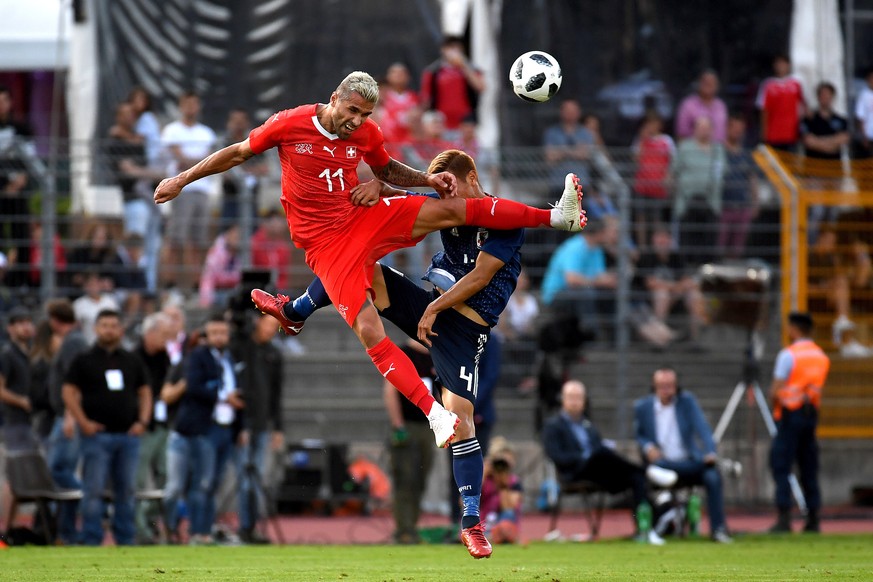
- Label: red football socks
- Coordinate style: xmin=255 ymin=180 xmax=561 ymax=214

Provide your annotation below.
xmin=464 ymin=197 xmax=551 ymax=229
xmin=366 ymin=337 xmax=436 ymax=415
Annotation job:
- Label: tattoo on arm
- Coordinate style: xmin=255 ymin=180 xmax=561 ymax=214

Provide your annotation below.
xmin=373 ymin=158 xmax=428 ymax=187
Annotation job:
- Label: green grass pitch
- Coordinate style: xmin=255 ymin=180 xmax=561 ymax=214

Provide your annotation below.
xmin=3 ymin=535 xmax=872 ymax=581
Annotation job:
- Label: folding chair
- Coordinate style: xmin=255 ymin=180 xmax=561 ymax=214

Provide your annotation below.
xmin=548 ymin=478 xmax=607 ymax=540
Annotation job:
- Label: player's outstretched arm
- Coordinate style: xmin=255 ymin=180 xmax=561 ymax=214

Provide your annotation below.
xmin=372 ymin=158 xmax=457 ymax=198
xmin=154 ymin=139 xmax=255 ymax=204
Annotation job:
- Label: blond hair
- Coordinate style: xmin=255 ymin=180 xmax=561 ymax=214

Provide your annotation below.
xmin=336 ymin=71 xmax=380 ymax=103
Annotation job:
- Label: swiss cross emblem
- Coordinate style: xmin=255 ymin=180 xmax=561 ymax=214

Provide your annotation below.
xmin=346 ymin=146 xmax=357 ymax=158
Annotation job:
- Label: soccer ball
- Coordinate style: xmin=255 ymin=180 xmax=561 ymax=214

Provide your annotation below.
xmin=509 ymin=51 xmax=562 ymax=102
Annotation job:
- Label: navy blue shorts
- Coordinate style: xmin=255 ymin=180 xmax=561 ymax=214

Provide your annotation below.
xmin=379 ymin=265 xmax=490 ymax=405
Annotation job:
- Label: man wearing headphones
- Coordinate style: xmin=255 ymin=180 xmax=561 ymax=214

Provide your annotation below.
xmin=633 ymin=366 xmax=732 ymax=543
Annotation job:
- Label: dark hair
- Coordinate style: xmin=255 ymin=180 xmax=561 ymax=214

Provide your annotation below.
xmin=788 ymin=311 xmax=813 ymax=335
xmin=816 ymin=81 xmax=837 ymax=96
xmin=491 ymin=457 xmax=512 ymax=473
xmin=127 ymin=86 xmax=152 ymax=111
xmin=206 ymin=312 xmax=228 ymax=325
xmin=95 ymin=309 xmax=122 ymax=322
xmin=46 ymin=298 xmax=75 ymax=324
xmin=0 ymin=85 xmax=11 ymax=97
xmin=179 ymin=90 xmax=199 ymax=101
xmin=729 ymin=111 xmax=746 ymax=123
xmin=773 ymin=53 xmax=790 ymax=64
xmin=442 ymin=35 xmax=464 ymax=47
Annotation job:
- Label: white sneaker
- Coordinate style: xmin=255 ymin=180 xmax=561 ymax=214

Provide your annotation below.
xmin=646 ymin=465 xmax=679 ymax=488
xmin=428 ymin=407 xmax=460 ymax=448
xmin=647 ymin=530 xmax=666 ymax=545
xmin=549 ymin=173 xmax=586 ymax=232
xmin=840 ymin=339 xmax=873 ymax=359
xmin=832 ymin=315 xmax=854 ymax=346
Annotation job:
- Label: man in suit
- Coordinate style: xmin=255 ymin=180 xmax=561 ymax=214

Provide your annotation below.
xmin=633 ymin=366 xmax=732 ymax=543
xmin=543 ymin=380 xmax=676 ymax=543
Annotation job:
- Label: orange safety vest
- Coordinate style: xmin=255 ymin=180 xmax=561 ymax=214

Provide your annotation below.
xmin=774 ymin=339 xmax=830 ymax=421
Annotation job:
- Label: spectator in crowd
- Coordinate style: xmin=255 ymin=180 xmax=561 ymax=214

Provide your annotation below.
xmin=62 ymin=309 xmax=151 ymax=546
xmin=757 ymin=53 xmax=806 ymax=151
xmin=27 ymin=221 xmax=67 ymax=288
xmin=162 ymin=303 xmax=188 ymax=366
xmin=219 ymin=109 xmax=268 ymax=233
xmin=233 ymin=313 xmax=284 ymax=544
xmin=420 ymin=36 xmax=485 ymax=136
xmin=801 ymin=82 xmax=849 ymax=161
xmin=720 ymin=113 xmax=759 ymax=259
xmin=160 ymin=91 xmax=218 ymax=292
xmin=543 ymin=99 xmax=595 ymax=199
xmin=544 ymin=380 xmax=677 ymax=544
xmin=382 ymin=339 xmax=436 ymax=545
xmin=769 ymin=312 xmax=829 ymax=533
xmin=29 ymin=318 xmax=59 ymax=443
xmin=109 ymin=233 xmax=150 ymax=320
xmin=0 ymin=252 xmax=18 ymax=315
xmin=46 ymin=298 xmax=89 ymax=545
xmin=634 ymin=366 xmax=732 ymax=543
xmin=582 ymin=113 xmax=606 ymax=148
xmin=250 ymin=209 xmax=294 ymax=291
xmin=634 ymin=226 xmax=708 ymax=345
xmin=480 ymin=437 xmax=523 ymax=545
xmin=807 ymin=225 xmax=857 ymax=355
xmin=540 ymin=217 xmax=619 ymax=340
xmin=409 ymin=110 xmax=455 ymax=171
xmin=498 ymin=269 xmax=539 ymax=392
xmin=132 ymin=312 xmax=172 ymax=544
xmin=675 ymin=70 xmax=728 ymax=143
xmin=67 ymin=222 xmax=115 ymax=290
xmin=671 ymin=117 xmax=726 ymax=266
xmin=199 ymin=224 xmax=243 ymax=308
xmin=855 ymin=68 xmax=873 ymax=159
xmin=164 ymin=314 xmax=226 ymax=545
xmin=73 ymin=270 xmax=121 ymax=345
xmin=127 ymin=86 xmax=162 ymax=167
xmin=378 ymin=62 xmax=421 ymax=162
xmin=0 ymin=85 xmax=34 ymax=287
xmin=0 ymin=306 xmax=37 ymax=452
xmin=632 ymin=112 xmax=675 ymax=249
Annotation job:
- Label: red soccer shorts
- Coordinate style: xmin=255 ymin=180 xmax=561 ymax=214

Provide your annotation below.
xmin=302 ymin=194 xmax=429 ymax=326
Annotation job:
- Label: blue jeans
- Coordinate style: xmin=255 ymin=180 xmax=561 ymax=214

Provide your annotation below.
xmin=123 ymin=198 xmax=161 ymax=292
xmin=47 ymin=417 xmax=81 ymax=544
xmin=654 ymin=458 xmax=726 ymax=533
xmin=237 ymin=430 xmax=270 ymax=532
xmin=164 ymin=431 xmax=215 ymax=536
xmin=80 ymin=432 xmax=140 ymax=546
xmin=204 ymin=424 xmax=238 ymax=533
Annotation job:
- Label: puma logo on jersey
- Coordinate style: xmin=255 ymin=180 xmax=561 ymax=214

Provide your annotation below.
xmin=324 ymin=145 xmax=337 ymax=157
xmin=269 ymin=113 xmax=280 ymax=124
xmin=490 ymin=198 xmax=499 ymax=216
xmin=381 ymin=363 xmax=396 ymax=378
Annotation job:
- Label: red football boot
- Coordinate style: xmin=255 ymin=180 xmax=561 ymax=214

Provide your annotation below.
xmin=250 ymin=289 xmax=305 ymax=336
xmin=460 ymin=521 xmax=493 ymax=559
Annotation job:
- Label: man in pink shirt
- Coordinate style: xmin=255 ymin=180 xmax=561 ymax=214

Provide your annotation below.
xmin=675 ymin=70 xmax=728 ymax=143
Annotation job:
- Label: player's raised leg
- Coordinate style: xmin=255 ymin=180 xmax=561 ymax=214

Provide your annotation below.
xmin=251 ymin=278 xmax=330 ymax=336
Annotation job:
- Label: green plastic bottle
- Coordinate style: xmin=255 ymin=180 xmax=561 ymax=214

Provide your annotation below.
xmin=687 ymin=493 xmax=702 ymax=536
xmin=637 ymin=501 xmax=653 ymax=540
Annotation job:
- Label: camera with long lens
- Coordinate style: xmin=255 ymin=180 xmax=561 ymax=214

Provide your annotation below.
xmin=226 ymin=268 xmax=274 ymax=334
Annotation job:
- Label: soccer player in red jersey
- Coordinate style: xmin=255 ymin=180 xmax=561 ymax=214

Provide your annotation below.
xmin=154 ymin=71 xmax=585 ymax=449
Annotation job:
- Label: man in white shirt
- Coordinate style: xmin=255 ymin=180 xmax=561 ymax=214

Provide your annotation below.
xmin=855 ymin=68 xmax=873 ymax=158
xmin=633 ymin=366 xmax=732 ymax=543
xmin=160 ymin=92 xmax=217 ymax=292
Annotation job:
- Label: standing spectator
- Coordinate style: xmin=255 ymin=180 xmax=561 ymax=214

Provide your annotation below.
xmin=420 ymin=36 xmax=485 ymax=136
xmin=379 ymin=62 xmax=421 ymax=162
xmin=633 ymin=366 xmax=732 ymax=543
xmin=199 ymin=224 xmax=242 ymax=308
xmin=671 ymin=117 xmax=726 ymax=266
xmin=27 ymin=221 xmax=67 ymax=288
xmin=62 ymin=309 xmax=151 ymax=546
xmin=73 ymin=270 xmax=121 ymax=345
xmin=0 ymin=306 xmax=37 ymax=452
xmin=28 ymin=318 xmax=59 ymax=443
xmin=382 ymin=339 xmax=435 ymax=545
xmin=250 ymin=209 xmax=294 ymax=291
xmin=855 ymin=68 xmax=873 ymax=158
xmin=768 ymin=312 xmax=829 ymax=533
xmin=67 ymin=222 xmax=115 ymax=290
xmin=127 ymin=86 xmax=162 ymax=167
xmin=498 ymin=269 xmax=540 ymax=392
xmin=801 ymin=82 xmax=849 ymax=160
xmin=46 ymin=298 xmax=89 ymax=545
xmin=160 ymin=91 xmax=217 ymax=292
xmin=675 ymin=70 xmax=728 ymax=143
xmin=543 ymin=99 xmax=595 ymax=197
xmin=109 ymin=233 xmax=150 ymax=320
xmin=632 ymin=112 xmax=675 ymax=249
xmin=0 ymin=85 xmax=34 ymax=287
xmin=756 ymin=54 xmax=806 ymax=151
xmin=163 ymin=314 xmax=226 ymax=545
xmin=233 ymin=313 xmax=284 ymax=544
xmin=219 ymin=109 xmax=268 ymax=233
xmin=162 ymin=303 xmax=188 ymax=366
xmin=132 ymin=312 xmax=172 ymax=544
xmin=720 ymin=113 xmax=759 ymax=259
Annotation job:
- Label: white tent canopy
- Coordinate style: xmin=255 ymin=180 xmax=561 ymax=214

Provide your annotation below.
xmin=0 ymin=0 xmax=71 ymax=71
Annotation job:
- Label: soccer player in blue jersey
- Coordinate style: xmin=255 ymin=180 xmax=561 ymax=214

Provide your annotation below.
xmin=265 ymin=150 xmax=585 ymax=558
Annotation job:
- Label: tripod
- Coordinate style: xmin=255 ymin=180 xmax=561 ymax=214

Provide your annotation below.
xmin=239 ymin=449 xmax=286 ymax=545
xmin=712 ymin=332 xmax=807 ymax=512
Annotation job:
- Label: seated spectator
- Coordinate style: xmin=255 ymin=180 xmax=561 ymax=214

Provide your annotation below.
xmin=720 ymin=113 xmax=759 ymax=259
xmin=498 ymin=269 xmax=539 ymax=392
xmin=108 ymin=233 xmax=150 ymax=320
xmin=543 ymin=380 xmax=677 ymax=544
xmin=633 ymin=366 xmax=732 ymax=543
xmin=480 ymin=437 xmax=522 ymax=544
xmin=251 ymin=210 xmax=294 ymax=291
xmin=199 ymin=225 xmax=242 ymax=308
xmin=73 ymin=270 xmax=121 ymax=345
xmin=0 ymin=306 xmax=38 ymax=452
xmin=540 ymin=217 xmax=619 ymax=339
xmin=632 ymin=112 xmax=675 ymax=249
xmin=543 ymin=99 xmax=594 ymax=198
xmin=67 ymin=222 xmax=115 ymax=290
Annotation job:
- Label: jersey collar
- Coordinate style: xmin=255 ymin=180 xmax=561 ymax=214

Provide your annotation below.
xmin=311 ymin=107 xmax=340 ymax=141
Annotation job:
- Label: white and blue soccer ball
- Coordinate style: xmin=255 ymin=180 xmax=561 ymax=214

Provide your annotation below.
xmin=509 ymin=51 xmax=562 ymax=102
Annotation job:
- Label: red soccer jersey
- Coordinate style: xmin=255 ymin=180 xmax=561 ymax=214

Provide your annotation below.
xmin=757 ymin=77 xmax=805 ymax=145
xmin=248 ymin=104 xmax=391 ymax=248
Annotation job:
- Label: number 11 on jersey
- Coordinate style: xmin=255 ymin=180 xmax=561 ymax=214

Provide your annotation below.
xmin=319 ymin=167 xmax=345 ymax=192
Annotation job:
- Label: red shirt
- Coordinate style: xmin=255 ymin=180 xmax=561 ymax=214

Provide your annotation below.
xmin=248 ymin=104 xmax=391 ymax=249
xmin=379 ymin=89 xmax=419 ymax=159
xmin=634 ymin=134 xmax=675 ymax=199
xmin=420 ymin=65 xmax=478 ymax=129
xmin=757 ymin=76 xmax=805 ymax=145
xmin=250 ymin=226 xmax=293 ymax=290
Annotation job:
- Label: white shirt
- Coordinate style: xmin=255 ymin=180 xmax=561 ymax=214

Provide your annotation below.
xmin=505 ymin=293 xmax=539 ymax=334
xmin=654 ymin=398 xmax=688 ymax=461
xmin=73 ymin=294 xmax=121 ymax=345
xmin=855 ymin=85 xmax=873 ymax=139
xmin=160 ymin=120 xmax=218 ymax=194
